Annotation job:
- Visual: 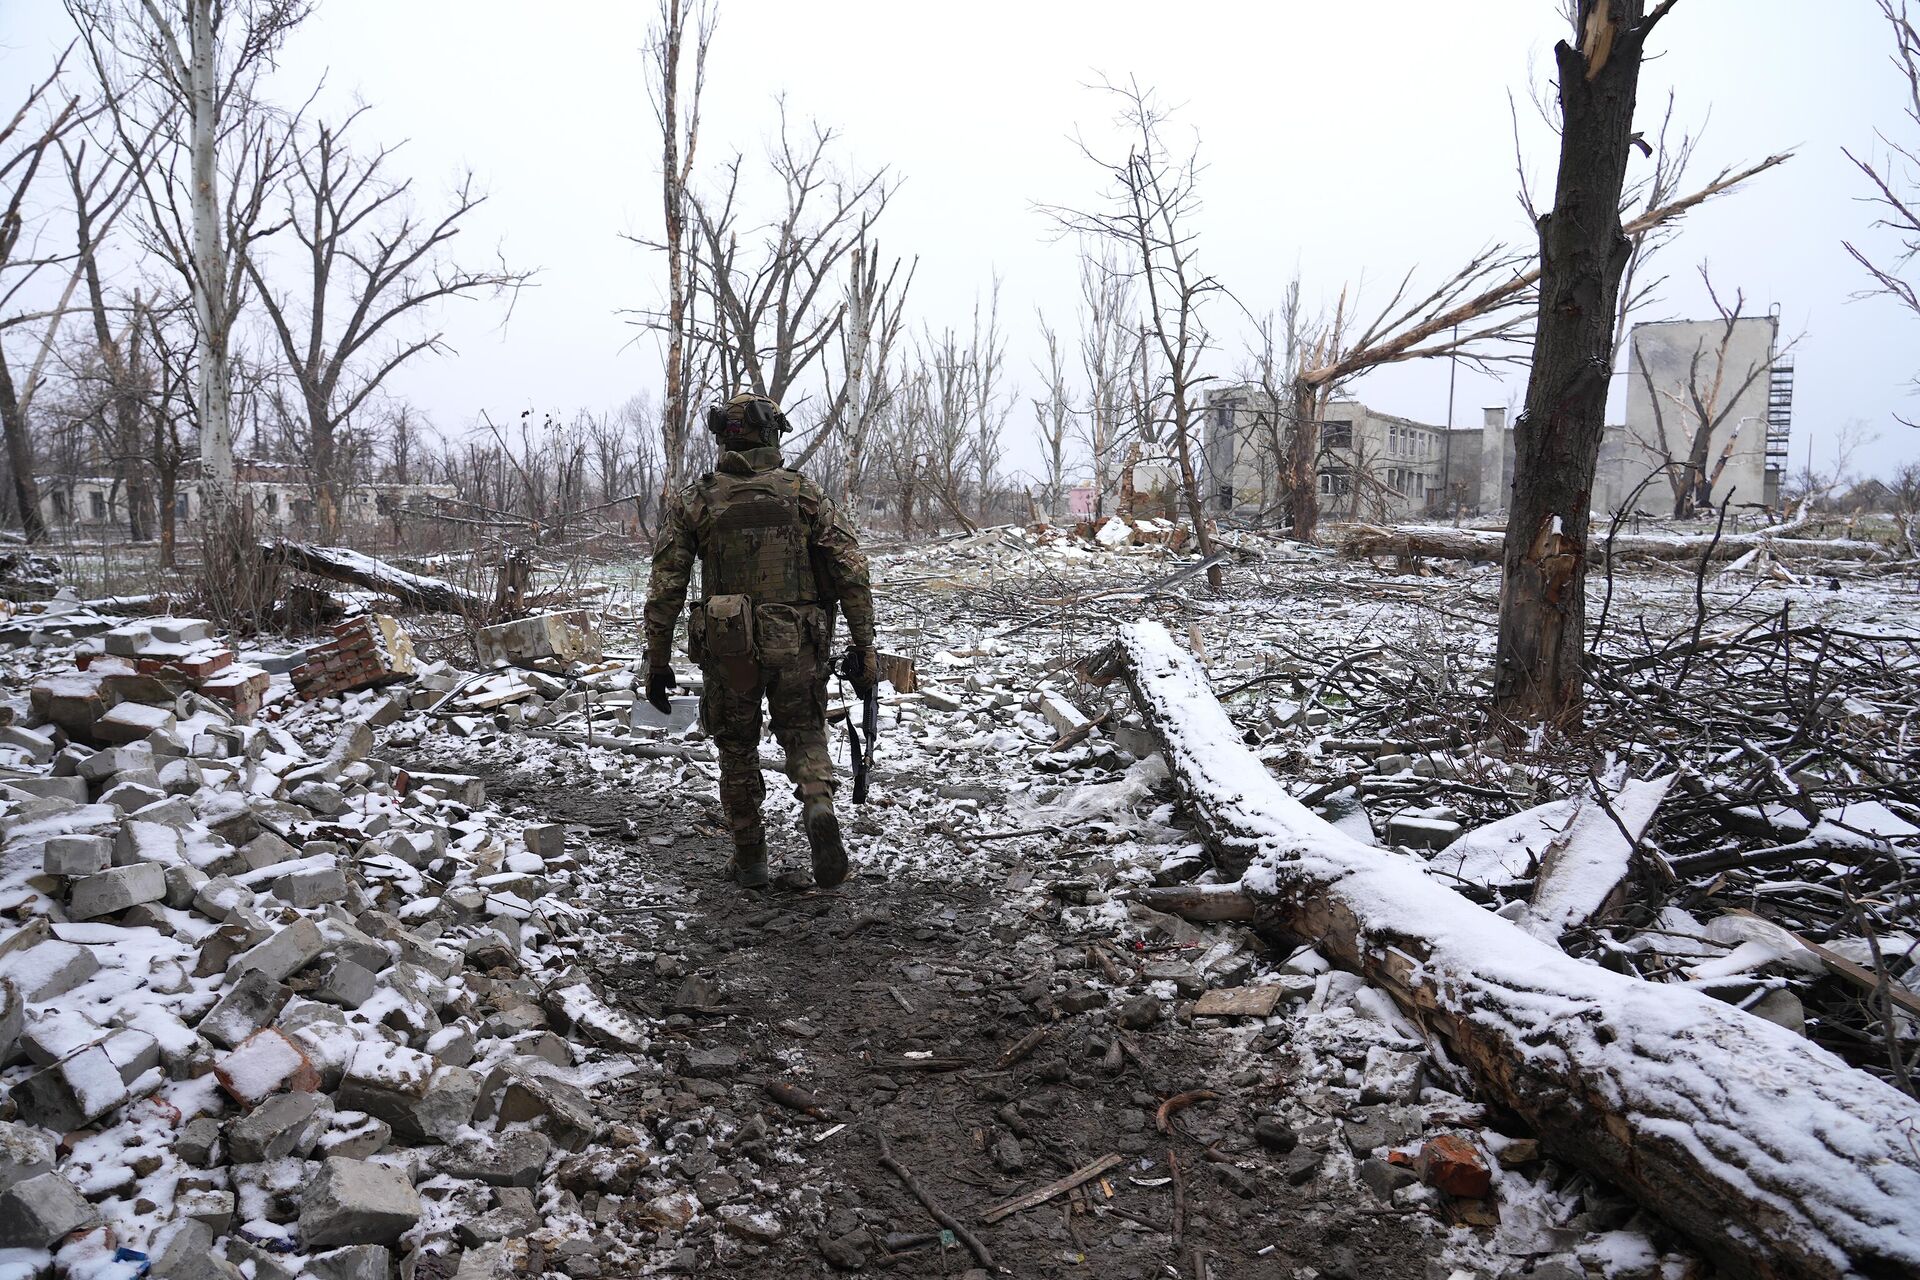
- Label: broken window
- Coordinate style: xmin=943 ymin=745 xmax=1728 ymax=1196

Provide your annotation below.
xmin=1322 ymin=419 xmax=1353 ymax=450
xmin=89 ymin=491 xmax=106 ymax=518
xmin=1318 ymin=467 xmax=1351 ymax=497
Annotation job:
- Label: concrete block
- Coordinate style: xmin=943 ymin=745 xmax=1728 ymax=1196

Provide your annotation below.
xmin=77 ymin=743 xmax=151 ymax=783
xmin=0 ymin=939 xmax=99 ymax=1000
xmin=0 ymin=1171 xmax=101 ymax=1247
xmin=20 ymin=1006 xmax=103 ymax=1067
xmin=96 ymin=701 xmax=179 ymax=745
xmin=433 ymin=1130 xmax=550 ymax=1189
xmin=44 ymin=833 xmax=112 ymax=877
xmin=272 ymin=862 xmax=348 ymax=908
xmin=306 ymin=1245 xmax=393 ymax=1280
xmin=1 ymin=775 xmax=87 ymax=802
xmin=68 ymin=861 xmax=168 ymax=919
xmin=239 ymin=830 xmax=299 ymax=874
xmin=13 ymin=1043 xmax=127 ymax=1131
xmin=177 ymin=1187 xmax=237 ymax=1235
xmin=312 ymin=957 xmax=378 ymax=1009
xmin=474 ymin=610 xmax=601 ymax=667
xmin=226 ymin=1088 xmax=333 ymax=1162
xmin=298 ymin=1157 xmax=422 ymax=1250
xmin=101 ymin=1027 xmax=161 ymax=1082
xmin=481 ymin=1059 xmax=597 ymax=1150
xmin=151 ymin=1216 xmax=244 ymax=1279
xmin=0 ymin=1120 xmax=57 ymax=1193
xmin=176 ymin=1115 xmax=221 ymax=1167
xmin=521 ymin=823 xmax=565 ymax=858
xmin=100 ymin=779 xmax=168 ymax=813
xmin=335 ymin=1041 xmax=478 ymax=1143
xmin=0 ymin=976 xmax=18 ymax=1064
xmin=0 ymin=724 xmax=56 ymax=764
xmin=193 ymin=874 xmax=258 ymax=920
xmin=197 ymin=969 xmax=292 ymax=1050
xmin=128 ymin=795 xmax=196 ymax=828
xmin=114 ymin=819 xmax=185 ymax=865
xmin=232 ymin=917 xmax=325 ymax=983
xmin=158 ymin=757 xmax=205 ymax=796
xmin=292 ymin=781 xmax=348 ymax=817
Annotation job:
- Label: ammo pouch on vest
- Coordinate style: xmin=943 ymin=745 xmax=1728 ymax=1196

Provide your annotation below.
xmin=753 ymin=602 xmax=807 ymax=664
xmin=702 ymin=593 xmax=755 ymax=661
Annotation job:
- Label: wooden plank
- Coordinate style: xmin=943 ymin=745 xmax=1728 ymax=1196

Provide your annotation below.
xmin=1724 ymin=908 xmax=1920 ymax=1020
xmin=1192 ymin=986 xmax=1286 ymax=1018
xmin=979 ymin=1153 xmax=1125 ymax=1225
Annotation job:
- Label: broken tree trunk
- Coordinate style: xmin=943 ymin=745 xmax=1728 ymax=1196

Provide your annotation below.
xmin=1339 ymin=523 xmax=1887 ymax=565
xmin=1105 ymin=620 xmax=1920 ymax=1280
xmin=262 ymin=540 xmax=489 ymax=615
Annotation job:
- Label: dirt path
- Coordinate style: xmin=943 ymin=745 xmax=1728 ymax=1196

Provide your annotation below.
xmin=423 ymin=746 xmax=1445 ymax=1280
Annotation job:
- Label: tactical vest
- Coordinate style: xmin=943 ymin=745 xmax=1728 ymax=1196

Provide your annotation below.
xmin=699 ymin=467 xmax=820 ymax=605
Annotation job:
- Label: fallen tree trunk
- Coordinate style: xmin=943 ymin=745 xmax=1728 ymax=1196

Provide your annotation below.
xmin=1103 ymin=620 xmax=1920 ymax=1280
xmin=1338 ymin=523 xmax=1888 ymax=565
xmin=262 ymin=540 xmax=488 ymax=615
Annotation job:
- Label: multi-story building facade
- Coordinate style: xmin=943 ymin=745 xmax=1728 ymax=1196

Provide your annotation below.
xmin=34 ymin=461 xmax=454 ymax=537
xmin=1202 ymin=386 xmax=1453 ymax=520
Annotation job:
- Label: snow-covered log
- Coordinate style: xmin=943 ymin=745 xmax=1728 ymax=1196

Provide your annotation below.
xmin=1110 ymin=620 xmax=1920 ymax=1280
xmin=1337 ymin=523 xmax=1887 ymax=565
xmin=263 ymin=540 xmax=487 ymax=615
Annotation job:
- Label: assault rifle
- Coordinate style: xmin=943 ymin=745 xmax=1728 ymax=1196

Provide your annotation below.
xmin=838 ymin=646 xmax=879 ymax=803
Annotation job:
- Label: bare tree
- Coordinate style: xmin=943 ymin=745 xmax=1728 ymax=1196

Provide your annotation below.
xmin=0 ymin=53 xmax=89 ymax=542
xmin=1494 ymin=0 xmax=1682 ymax=726
xmin=967 ymin=280 xmax=1010 ymax=523
xmin=70 ymin=0 xmax=314 ymax=605
xmin=1846 ymin=0 xmax=1920 ymax=422
xmin=688 ymin=105 xmax=896 ymax=466
xmin=243 ymin=108 xmax=531 ymax=540
xmin=903 ymin=326 xmax=976 ymax=533
xmin=1043 ymin=77 xmax=1222 ymax=587
xmin=1074 ymin=240 xmax=1134 ymax=521
xmin=1628 ymin=269 xmax=1787 ymax=516
xmin=827 ymin=233 xmax=913 ymax=507
xmin=1031 ymin=314 xmax=1074 ymax=519
xmin=640 ymin=0 xmax=715 ymax=495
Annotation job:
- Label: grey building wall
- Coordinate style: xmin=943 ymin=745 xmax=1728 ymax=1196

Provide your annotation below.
xmin=1613 ymin=315 xmax=1780 ymax=515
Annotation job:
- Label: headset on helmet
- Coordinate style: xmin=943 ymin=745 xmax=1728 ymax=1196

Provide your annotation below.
xmin=706 ymin=392 xmax=787 ymax=440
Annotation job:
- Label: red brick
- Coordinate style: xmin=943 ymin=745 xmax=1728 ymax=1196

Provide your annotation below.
xmin=1416 ymin=1134 xmax=1491 ymax=1198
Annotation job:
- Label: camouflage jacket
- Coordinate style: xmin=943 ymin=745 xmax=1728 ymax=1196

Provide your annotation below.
xmin=644 ymin=445 xmax=875 ymax=663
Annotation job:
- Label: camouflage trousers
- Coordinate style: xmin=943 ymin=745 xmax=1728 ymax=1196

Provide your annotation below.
xmin=700 ymin=641 xmax=835 ymax=840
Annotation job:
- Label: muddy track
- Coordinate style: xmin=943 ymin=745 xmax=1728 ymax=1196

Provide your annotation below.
xmin=422 ymin=749 xmax=1441 ymax=1279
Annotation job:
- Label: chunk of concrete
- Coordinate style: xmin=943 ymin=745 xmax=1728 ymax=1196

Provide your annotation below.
xmin=306 ymin=1245 xmax=394 ymax=1280
xmin=432 ymin=1129 xmax=551 ymax=1189
xmin=298 ymin=1157 xmax=422 ymax=1250
xmin=12 ymin=1043 xmax=127 ymax=1132
xmin=68 ymin=860 xmax=168 ymax=919
xmin=226 ymin=1089 xmax=334 ymax=1163
xmin=335 ymin=1041 xmax=477 ymax=1144
xmin=0 ymin=1120 xmax=57 ymax=1193
xmin=231 ymin=917 xmax=325 ymax=982
xmin=196 ymin=969 xmax=292 ymax=1050
xmin=0 ymin=1171 xmax=101 ymax=1247
xmin=43 ymin=833 xmax=112 ymax=877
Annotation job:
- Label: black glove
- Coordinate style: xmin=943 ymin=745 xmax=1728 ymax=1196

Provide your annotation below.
xmin=847 ymin=646 xmax=880 ymax=699
xmin=646 ymin=666 xmax=677 ymax=715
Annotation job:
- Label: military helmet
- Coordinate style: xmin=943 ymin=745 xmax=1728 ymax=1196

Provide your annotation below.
xmin=706 ymin=391 xmax=788 ymax=441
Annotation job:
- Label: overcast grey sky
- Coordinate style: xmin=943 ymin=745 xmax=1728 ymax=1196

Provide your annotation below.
xmin=4 ymin=0 xmax=1915 ymax=482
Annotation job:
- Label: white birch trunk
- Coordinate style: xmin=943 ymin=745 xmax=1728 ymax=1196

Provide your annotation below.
xmin=186 ymin=0 xmax=235 ymax=545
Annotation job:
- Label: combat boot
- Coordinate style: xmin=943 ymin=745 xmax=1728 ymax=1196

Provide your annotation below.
xmin=728 ymin=828 xmax=769 ymax=890
xmin=802 ymin=796 xmax=848 ymax=888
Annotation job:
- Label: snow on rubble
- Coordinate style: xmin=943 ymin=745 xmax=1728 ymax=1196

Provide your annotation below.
xmin=3 ymin=528 xmax=1916 ymax=1279
xmin=0 ymin=611 xmax=647 ymax=1279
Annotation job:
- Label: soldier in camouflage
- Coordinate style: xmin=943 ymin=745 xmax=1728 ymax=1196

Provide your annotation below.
xmin=643 ymin=392 xmax=878 ymax=889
